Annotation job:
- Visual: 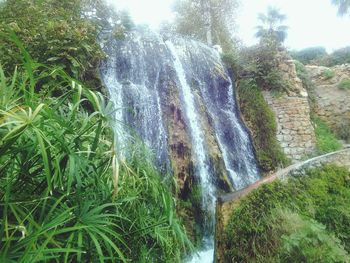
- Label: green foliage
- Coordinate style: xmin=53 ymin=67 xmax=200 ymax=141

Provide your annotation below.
xmin=289 ymin=47 xmax=327 ymax=65
xmin=177 ymin=184 xmax=205 ymax=247
xmin=323 ymin=69 xmax=336 ymax=80
xmin=337 ymin=78 xmax=350 ymax=90
xmin=312 ymin=116 xmax=342 ymax=153
xmin=223 ymin=165 xmax=350 ymax=262
xmin=172 ymin=0 xmax=239 ymax=51
xmin=0 ymin=38 xmax=191 ymax=262
xmin=238 ymin=79 xmax=290 ymax=172
xmin=0 ymin=0 xmax=116 ymax=89
xmin=328 ymin=46 xmax=350 ymax=65
xmin=275 ymin=210 xmax=348 ymax=263
xmin=234 ymin=45 xmax=290 ymax=93
xmin=255 ymin=7 xmax=288 ymax=46
xmin=291 ymin=46 xmax=350 ymax=67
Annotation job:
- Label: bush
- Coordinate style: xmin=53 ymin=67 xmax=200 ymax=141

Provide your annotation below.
xmin=238 ymin=79 xmax=290 ymax=172
xmin=276 ymin=210 xmax=348 ymax=263
xmin=312 ymin=116 xmax=342 ymax=153
xmin=223 ymin=165 xmax=350 ymax=262
xmin=335 ymin=121 xmax=350 ymax=142
xmin=0 ymin=38 xmax=191 ymax=262
xmin=255 ymin=45 xmax=290 ymax=93
xmin=289 ymin=47 xmax=327 ymax=65
xmin=324 ymin=46 xmax=350 ymax=66
xmin=0 ymin=0 xmax=117 ymax=90
xmin=323 ymin=69 xmax=335 ymax=80
xmin=337 ymin=79 xmax=350 ymax=90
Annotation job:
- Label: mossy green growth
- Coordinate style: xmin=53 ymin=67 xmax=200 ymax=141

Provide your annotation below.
xmin=238 ymin=78 xmax=290 ymax=173
xmin=337 ymin=79 xmax=350 ymax=90
xmin=323 ymin=69 xmax=335 ymax=80
xmin=223 ymin=165 xmax=350 ymax=262
xmin=294 ymin=60 xmax=317 ymax=113
xmin=312 ymin=116 xmax=342 ymax=153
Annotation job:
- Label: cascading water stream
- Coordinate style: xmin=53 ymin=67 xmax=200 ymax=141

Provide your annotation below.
xmin=100 ymin=28 xmax=260 ymax=262
xmin=166 ymin=42 xmax=216 ymax=262
xmin=166 ymin=41 xmax=215 ymax=214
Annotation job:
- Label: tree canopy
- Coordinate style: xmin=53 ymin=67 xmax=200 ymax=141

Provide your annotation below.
xmin=172 ymin=0 xmax=239 ymax=51
xmin=255 ymin=7 xmax=288 ymax=46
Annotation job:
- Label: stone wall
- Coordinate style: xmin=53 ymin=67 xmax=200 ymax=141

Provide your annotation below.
xmin=263 ymin=92 xmax=316 ymax=163
xmin=262 ymin=54 xmax=317 ymax=163
xmin=215 ymin=147 xmax=350 ymax=263
xmin=306 ymin=64 xmax=350 ymax=139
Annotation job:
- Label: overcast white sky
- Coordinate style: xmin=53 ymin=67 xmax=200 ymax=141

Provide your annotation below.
xmin=107 ymin=0 xmax=350 ymax=52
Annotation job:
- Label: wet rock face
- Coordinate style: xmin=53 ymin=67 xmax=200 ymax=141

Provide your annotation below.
xmin=163 ymin=79 xmax=194 ymax=197
xmin=100 ymin=28 xmax=260 ymax=196
xmin=306 ymin=64 xmax=350 ymax=138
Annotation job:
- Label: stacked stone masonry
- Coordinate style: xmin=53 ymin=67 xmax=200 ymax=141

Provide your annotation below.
xmin=264 ymin=92 xmax=316 ymax=162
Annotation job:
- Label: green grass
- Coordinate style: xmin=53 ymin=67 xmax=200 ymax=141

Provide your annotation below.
xmin=312 ymin=116 xmax=342 ymax=153
xmin=337 ymin=79 xmax=350 ymax=90
xmin=0 ymin=36 xmax=192 ymax=262
xmin=222 ymin=165 xmax=350 ymax=262
xmin=238 ymin=79 xmax=290 ymax=173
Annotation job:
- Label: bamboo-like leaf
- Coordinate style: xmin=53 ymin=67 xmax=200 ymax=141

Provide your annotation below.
xmin=34 ymin=128 xmax=52 ymax=194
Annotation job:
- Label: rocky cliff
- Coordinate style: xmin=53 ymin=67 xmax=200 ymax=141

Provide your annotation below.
xmin=306 ymin=64 xmax=350 ymax=141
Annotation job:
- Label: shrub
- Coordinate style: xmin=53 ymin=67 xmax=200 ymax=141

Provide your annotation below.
xmin=312 ymin=116 xmax=342 ymax=153
xmin=276 ymin=210 xmax=348 ymax=263
xmin=0 ymin=0 xmax=118 ymax=90
xmin=335 ymin=121 xmax=350 ymax=142
xmin=238 ymin=79 xmax=290 ymax=172
xmin=323 ymin=69 xmax=335 ymax=80
xmin=223 ymin=165 xmax=350 ymax=262
xmin=289 ymin=47 xmax=327 ymax=65
xmin=0 ymin=37 xmax=191 ymax=262
xmin=326 ymin=46 xmax=350 ymax=66
xmin=337 ymin=79 xmax=350 ymax=90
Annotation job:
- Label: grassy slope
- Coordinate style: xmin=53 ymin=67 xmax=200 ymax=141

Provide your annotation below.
xmin=223 ymin=165 xmax=350 ymax=262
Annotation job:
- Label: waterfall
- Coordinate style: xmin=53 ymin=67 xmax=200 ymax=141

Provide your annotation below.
xmin=100 ymin=28 xmax=260 ymax=262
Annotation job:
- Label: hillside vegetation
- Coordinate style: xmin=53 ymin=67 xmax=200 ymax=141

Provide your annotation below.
xmin=0 ymin=1 xmax=192 ymax=261
xmin=223 ymin=165 xmax=350 ymax=262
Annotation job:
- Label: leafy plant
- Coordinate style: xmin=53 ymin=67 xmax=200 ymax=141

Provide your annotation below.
xmin=312 ymin=116 xmax=342 ymax=153
xmin=255 ymin=7 xmax=288 ymax=45
xmin=0 ymin=0 xmax=116 ymax=90
xmin=289 ymin=47 xmax=327 ymax=65
xmin=222 ymin=165 xmax=350 ymax=262
xmin=337 ymin=79 xmax=350 ymax=90
xmin=276 ymin=210 xmax=348 ymax=263
xmin=238 ymin=78 xmax=290 ymax=172
xmin=0 ymin=36 xmax=192 ymax=262
xmin=323 ymin=69 xmax=335 ymax=80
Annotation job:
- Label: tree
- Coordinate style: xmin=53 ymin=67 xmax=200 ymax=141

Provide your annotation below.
xmin=290 ymin=47 xmax=328 ymax=64
xmin=255 ymin=7 xmax=288 ymax=46
xmin=0 ymin=0 xmax=123 ymax=89
xmin=172 ymin=0 xmax=239 ymax=51
xmin=332 ymin=0 xmax=350 ymax=15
